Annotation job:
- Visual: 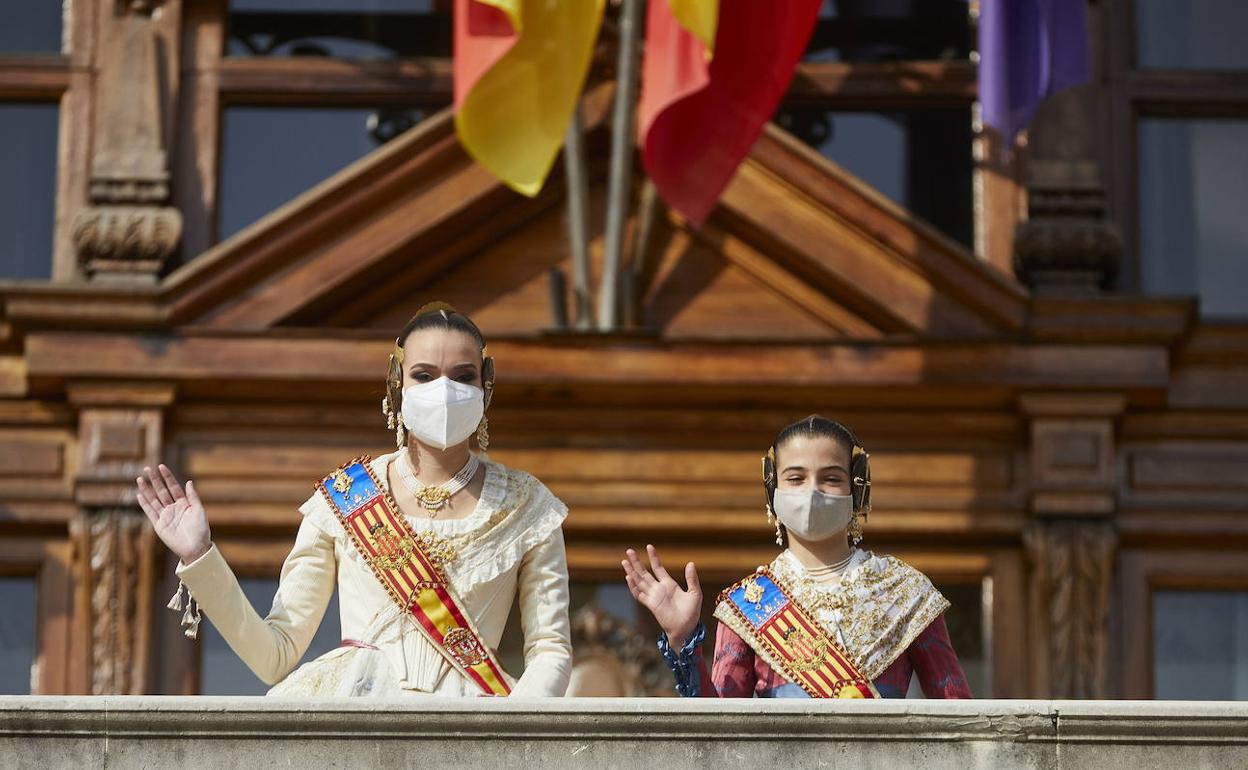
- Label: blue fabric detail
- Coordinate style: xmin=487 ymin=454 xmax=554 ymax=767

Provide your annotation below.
xmin=321 ymin=461 xmax=379 ymax=515
xmin=874 ymin=680 xmax=907 ymax=699
xmin=657 ymin=622 xmax=706 ymax=697
xmin=760 ymin=682 xmax=811 ymax=699
xmin=726 ymin=574 xmax=788 ymax=627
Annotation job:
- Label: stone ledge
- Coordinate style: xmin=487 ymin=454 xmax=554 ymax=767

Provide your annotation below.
xmin=1 ymin=697 xmax=1246 ymax=770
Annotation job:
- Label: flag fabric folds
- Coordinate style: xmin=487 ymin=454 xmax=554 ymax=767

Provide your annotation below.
xmin=978 ymin=0 xmax=1090 ymax=143
xmin=454 ymin=0 xmax=605 ymax=197
xmin=638 ymin=0 xmax=822 ymax=225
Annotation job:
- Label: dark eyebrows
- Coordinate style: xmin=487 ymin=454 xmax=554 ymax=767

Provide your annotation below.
xmin=408 ymin=361 xmax=478 ymax=372
xmin=781 ymin=464 xmax=848 ymax=474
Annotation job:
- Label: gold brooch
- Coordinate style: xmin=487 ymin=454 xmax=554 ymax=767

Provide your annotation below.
xmin=782 ymin=626 xmax=829 ymax=672
xmin=742 ymin=577 xmax=765 ymax=605
xmin=416 ymin=531 xmax=458 ymax=567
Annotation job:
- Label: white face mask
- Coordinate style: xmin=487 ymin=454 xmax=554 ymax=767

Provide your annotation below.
xmin=771 ymin=488 xmax=853 ymax=540
xmin=400 ymin=377 xmax=485 ymax=450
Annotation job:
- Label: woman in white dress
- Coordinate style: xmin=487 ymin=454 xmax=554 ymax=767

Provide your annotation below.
xmin=135 ymin=303 xmax=572 ymax=697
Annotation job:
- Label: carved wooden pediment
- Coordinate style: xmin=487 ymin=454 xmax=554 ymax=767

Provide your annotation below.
xmin=139 ymin=81 xmax=1027 ymax=342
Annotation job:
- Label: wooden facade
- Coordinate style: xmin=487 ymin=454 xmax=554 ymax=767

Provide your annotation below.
xmin=2 ymin=0 xmax=1247 ymax=699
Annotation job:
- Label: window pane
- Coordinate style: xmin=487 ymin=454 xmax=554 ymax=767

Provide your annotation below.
xmin=1136 ymin=0 xmax=1248 ymax=70
xmin=200 ymin=578 xmax=341 ymax=695
xmin=1139 ymin=118 xmax=1248 ymax=317
xmin=0 ymin=104 xmax=58 ymax=280
xmin=1153 ymin=590 xmax=1248 ymax=700
xmin=0 ymin=577 xmax=37 ymax=695
xmin=217 ymin=105 xmax=438 ymax=241
xmin=806 ymin=0 xmax=972 ymax=62
xmin=227 ymin=0 xmax=448 ymax=59
xmin=775 ymin=108 xmax=974 ymax=247
xmin=0 ymin=0 xmax=62 ymax=54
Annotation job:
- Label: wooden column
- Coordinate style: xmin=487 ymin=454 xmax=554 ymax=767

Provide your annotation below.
xmin=71 ymin=0 xmax=184 ymax=283
xmin=1012 ymin=84 xmax=1121 ymax=294
xmin=1021 ymin=393 xmax=1124 ymax=699
xmin=67 ymin=381 xmax=173 ymax=695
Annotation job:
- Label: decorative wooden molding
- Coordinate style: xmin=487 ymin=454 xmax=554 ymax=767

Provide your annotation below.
xmin=568 ymin=606 xmax=670 ymax=697
xmin=1021 ymin=391 xmax=1124 ymax=697
xmin=25 ymin=333 xmax=1172 ymax=394
xmin=1024 ymin=519 xmax=1119 ymax=699
xmin=73 ymin=10 xmax=182 ymax=283
xmin=72 ymin=508 xmax=156 ymax=695
xmin=1013 ymin=85 xmax=1122 ymax=294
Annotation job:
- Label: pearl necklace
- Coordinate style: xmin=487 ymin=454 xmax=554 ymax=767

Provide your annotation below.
xmin=396 ymin=451 xmax=480 ymax=515
xmin=800 ymin=550 xmax=855 ymax=577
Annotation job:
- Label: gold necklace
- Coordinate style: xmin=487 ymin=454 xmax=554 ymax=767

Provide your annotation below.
xmin=396 ymin=451 xmax=480 ymax=514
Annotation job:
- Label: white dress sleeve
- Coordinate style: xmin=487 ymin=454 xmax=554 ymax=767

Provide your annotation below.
xmin=175 ymin=515 xmax=338 ymax=686
xmin=508 ymin=526 xmax=573 ymax=696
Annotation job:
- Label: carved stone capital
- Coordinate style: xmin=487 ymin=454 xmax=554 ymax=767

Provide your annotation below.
xmin=72 ymin=205 xmax=183 ymax=283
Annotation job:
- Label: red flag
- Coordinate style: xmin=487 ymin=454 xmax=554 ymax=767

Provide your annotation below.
xmin=453 ymin=1 xmax=517 ymax=109
xmin=639 ymin=0 xmax=821 ymax=225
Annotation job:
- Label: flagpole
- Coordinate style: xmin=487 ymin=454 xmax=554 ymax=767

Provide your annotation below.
xmin=563 ymin=103 xmax=593 ymax=330
xmin=598 ymin=0 xmax=644 ymax=331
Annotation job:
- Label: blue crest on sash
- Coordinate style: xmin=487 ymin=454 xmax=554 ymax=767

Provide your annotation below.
xmin=321 ymin=460 xmax=378 ymax=515
xmin=727 ymin=573 xmax=789 ymax=627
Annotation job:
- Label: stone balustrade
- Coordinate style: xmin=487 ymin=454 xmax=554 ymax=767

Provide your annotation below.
xmin=2 ymin=697 xmax=1246 ymax=769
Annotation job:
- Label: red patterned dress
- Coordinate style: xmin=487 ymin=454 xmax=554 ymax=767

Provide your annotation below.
xmin=659 ymin=549 xmax=972 ymax=699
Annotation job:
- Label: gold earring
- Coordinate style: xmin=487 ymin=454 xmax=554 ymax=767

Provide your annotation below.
xmin=476 ymin=415 xmax=490 ymax=451
xmin=381 ymin=395 xmax=396 ymax=429
xmin=766 ymin=503 xmax=783 ymax=546
xmin=382 ymin=396 xmax=405 ymax=448
xmin=848 ymin=511 xmax=864 ymax=545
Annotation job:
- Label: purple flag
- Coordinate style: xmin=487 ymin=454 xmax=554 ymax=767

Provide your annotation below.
xmin=978 ymin=0 xmax=1090 ymax=142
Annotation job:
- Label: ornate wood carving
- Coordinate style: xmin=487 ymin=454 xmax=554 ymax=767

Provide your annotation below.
xmin=1022 ymin=393 xmax=1123 ymax=698
xmin=1024 ymin=519 xmax=1117 ymax=699
xmin=1013 ymin=84 xmax=1122 ymax=293
xmin=68 ymin=386 xmax=169 ymax=694
xmin=568 ymin=606 xmax=670 ymax=697
xmin=74 ymin=508 xmax=151 ymax=695
xmin=73 ymin=9 xmax=182 ymax=283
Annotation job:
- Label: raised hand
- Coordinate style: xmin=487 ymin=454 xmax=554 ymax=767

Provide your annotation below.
xmin=136 ymin=464 xmax=212 ymax=566
xmin=622 ymin=544 xmax=703 ymax=649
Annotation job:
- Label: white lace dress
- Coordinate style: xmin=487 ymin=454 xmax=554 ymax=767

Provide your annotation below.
xmin=175 ymin=451 xmax=572 ymax=697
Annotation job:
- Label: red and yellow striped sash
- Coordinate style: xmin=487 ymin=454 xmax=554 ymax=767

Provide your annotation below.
xmin=718 ymin=568 xmax=878 ymax=699
xmin=318 ymin=457 xmax=511 ymax=696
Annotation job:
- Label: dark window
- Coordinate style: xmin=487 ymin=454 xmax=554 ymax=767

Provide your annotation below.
xmin=0 ymin=577 xmax=37 ymax=695
xmin=0 ymin=103 xmax=59 ymax=280
xmin=805 ymin=0 xmax=972 ymax=62
xmin=1136 ymin=0 xmax=1248 ymax=70
xmin=217 ymin=105 xmax=437 ymax=241
xmin=906 ymin=581 xmax=986 ymax=698
xmin=775 ymin=107 xmax=974 ymax=248
xmin=226 ymin=0 xmax=449 ymax=59
xmin=1139 ymin=118 xmax=1248 ymax=318
xmin=200 ymin=578 xmax=341 ymax=695
xmin=0 ymin=0 xmax=62 ymax=54
xmin=1153 ymin=590 xmax=1248 ymax=699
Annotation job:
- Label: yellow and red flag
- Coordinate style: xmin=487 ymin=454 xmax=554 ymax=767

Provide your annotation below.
xmin=454 ymin=0 xmax=605 ymax=197
xmin=639 ymin=0 xmax=821 ymax=225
